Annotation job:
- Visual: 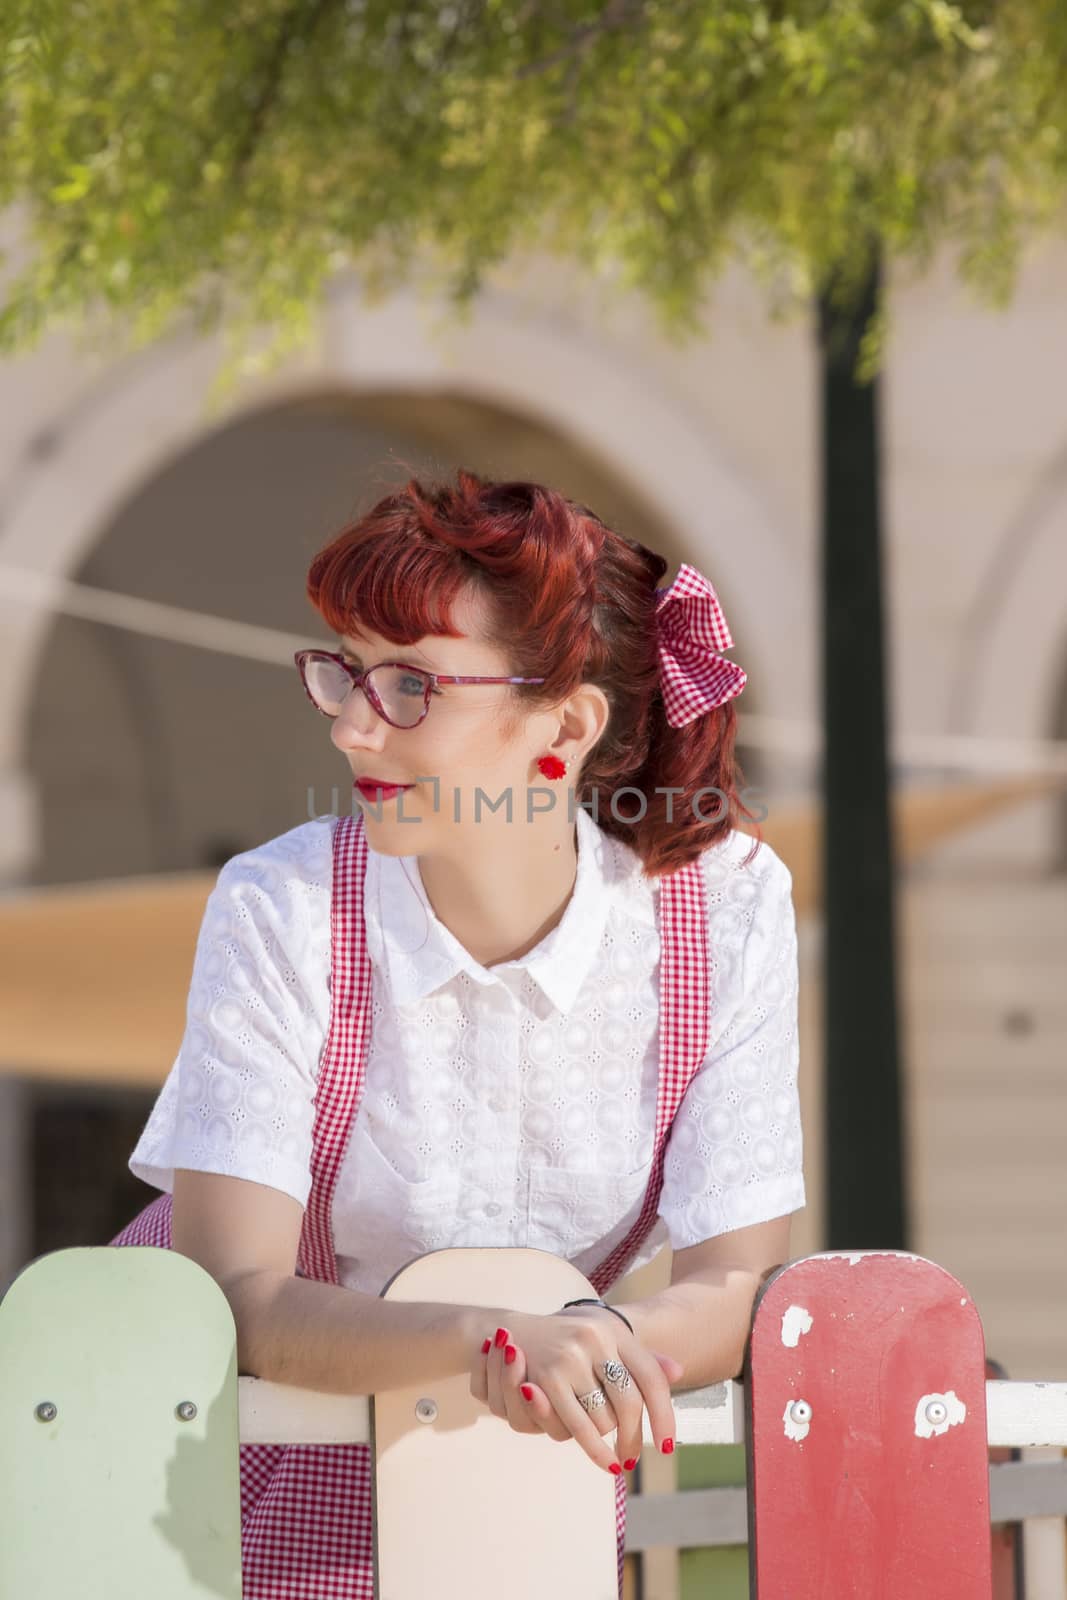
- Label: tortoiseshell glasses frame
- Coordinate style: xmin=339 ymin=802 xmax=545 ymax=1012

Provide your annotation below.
xmin=294 ymin=649 xmax=548 ymax=731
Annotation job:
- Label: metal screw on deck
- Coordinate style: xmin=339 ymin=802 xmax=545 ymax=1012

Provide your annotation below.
xmin=176 ymin=1401 xmax=198 ymax=1421
xmin=414 ymin=1398 xmax=438 ymax=1423
xmin=34 ymin=1401 xmax=57 ymax=1422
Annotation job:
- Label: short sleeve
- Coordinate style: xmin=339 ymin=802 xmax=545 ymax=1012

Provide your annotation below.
xmin=657 ymin=842 xmax=806 ymax=1248
xmin=128 ymin=820 xmax=334 ymax=1208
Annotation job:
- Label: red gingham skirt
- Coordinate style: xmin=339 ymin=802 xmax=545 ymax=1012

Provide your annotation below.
xmin=110 ymin=1192 xmax=627 ymax=1598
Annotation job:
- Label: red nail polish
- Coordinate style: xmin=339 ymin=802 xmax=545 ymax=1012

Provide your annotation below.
xmin=661 ymin=1438 xmax=674 ymax=1455
xmin=520 ymin=1385 xmax=534 ymax=1401
xmin=504 ymin=1344 xmax=517 ymax=1365
xmin=481 ymin=1338 xmax=491 ymax=1353
xmin=623 ymin=1458 xmax=637 ymax=1471
xmin=609 ymin=1462 xmax=622 ymax=1475
xmin=494 ymin=1327 xmax=508 ymax=1348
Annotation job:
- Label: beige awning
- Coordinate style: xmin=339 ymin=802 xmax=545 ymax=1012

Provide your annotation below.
xmin=1 ymin=774 xmax=1062 ymax=1090
xmin=1 ymin=869 xmax=217 ymax=1088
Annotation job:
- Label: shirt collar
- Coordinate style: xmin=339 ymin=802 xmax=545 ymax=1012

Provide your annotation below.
xmin=364 ymin=806 xmax=643 ymax=1013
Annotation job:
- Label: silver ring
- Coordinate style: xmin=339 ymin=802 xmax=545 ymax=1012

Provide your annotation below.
xmin=577 ymin=1387 xmax=608 ymax=1414
xmin=600 ymin=1358 xmax=632 ymax=1393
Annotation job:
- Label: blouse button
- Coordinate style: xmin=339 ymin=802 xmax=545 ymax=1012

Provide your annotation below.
xmin=489 ymin=1096 xmax=507 ymax=1114
xmin=484 ymin=1202 xmax=501 ymax=1217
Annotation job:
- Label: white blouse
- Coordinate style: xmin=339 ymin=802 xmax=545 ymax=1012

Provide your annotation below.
xmin=129 ymin=806 xmax=806 ymax=1294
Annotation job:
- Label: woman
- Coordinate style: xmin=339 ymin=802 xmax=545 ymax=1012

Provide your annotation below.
xmin=113 ymin=470 xmax=806 ymax=1597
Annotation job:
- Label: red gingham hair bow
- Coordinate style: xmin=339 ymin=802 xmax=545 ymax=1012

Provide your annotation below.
xmin=654 ymin=562 xmax=748 ymax=727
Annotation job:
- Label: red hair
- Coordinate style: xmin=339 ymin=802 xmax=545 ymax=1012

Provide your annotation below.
xmin=306 ymin=469 xmax=762 ymax=879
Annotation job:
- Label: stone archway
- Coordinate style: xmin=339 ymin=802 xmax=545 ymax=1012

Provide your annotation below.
xmin=944 ymin=438 xmax=1067 ymax=872
xmin=0 ymin=279 xmax=807 ymax=880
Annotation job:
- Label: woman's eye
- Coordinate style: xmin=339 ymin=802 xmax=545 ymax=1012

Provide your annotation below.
xmin=342 ymin=657 xmax=441 ymax=697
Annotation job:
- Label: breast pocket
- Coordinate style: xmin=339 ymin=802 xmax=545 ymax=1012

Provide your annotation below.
xmin=333 ymin=1113 xmax=461 ymax=1262
xmin=526 ymin=1161 xmax=656 ymax=1277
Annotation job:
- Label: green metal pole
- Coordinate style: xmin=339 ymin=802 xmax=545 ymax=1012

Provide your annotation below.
xmin=817 ymin=246 xmax=910 ymax=1252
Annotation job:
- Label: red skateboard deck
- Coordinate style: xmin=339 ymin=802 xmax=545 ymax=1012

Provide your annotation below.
xmin=746 ymin=1250 xmax=992 ymax=1599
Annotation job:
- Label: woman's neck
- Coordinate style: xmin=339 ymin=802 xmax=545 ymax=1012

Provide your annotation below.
xmin=416 ymin=822 xmax=580 ymax=969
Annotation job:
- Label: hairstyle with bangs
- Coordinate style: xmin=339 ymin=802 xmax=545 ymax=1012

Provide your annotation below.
xmin=305 ymin=468 xmax=761 ymax=879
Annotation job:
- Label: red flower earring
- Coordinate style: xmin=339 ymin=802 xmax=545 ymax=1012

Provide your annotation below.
xmin=536 ymin=754 xmax=570 ymax=780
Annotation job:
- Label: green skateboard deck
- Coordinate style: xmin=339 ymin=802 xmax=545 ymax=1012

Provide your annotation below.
xmin=0 ymin=1245 xmax=242 ymax=1599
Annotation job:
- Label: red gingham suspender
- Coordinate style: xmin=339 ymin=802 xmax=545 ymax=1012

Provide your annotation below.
xmin=284 ymin=809 xmax=710 ymax=1598
xmin=301 ymin=811 xmax=711 ymax=1293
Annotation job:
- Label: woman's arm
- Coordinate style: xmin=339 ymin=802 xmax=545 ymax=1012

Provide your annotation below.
xmin=229 ymin=1268 xmax=506 ymax=1397
xmin=617 ymin=1214 xmax=792 ymax=1389
xmin=618 ymin=846 xmax=806 ymax=1389
xmin=146 ymin=832 xmax=511 ymax=1400
xmin=174 ymin=1168 xmax=509 ymax=1396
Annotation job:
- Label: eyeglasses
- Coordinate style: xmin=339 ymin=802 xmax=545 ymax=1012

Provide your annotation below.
xmin=294 ymin=650 xmax=547 ymax=730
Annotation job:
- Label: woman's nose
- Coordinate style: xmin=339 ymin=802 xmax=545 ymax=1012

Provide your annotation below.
xmin=330 ymin=686 xmax=386 ymax=751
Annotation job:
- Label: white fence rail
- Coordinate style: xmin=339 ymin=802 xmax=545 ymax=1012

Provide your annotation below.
xmin=239 ymin=1372 xmax=1067 ymax=1582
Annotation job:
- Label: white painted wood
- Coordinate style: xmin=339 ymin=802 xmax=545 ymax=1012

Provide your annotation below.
xmin=237 ymin=1376 xmax=1067 ymax=1449
xmin=989 ymin=1460 xmax=1067 ymax=1520
xmin=236 ymin=1372 xmax=1067 ymax=1559
xmin=613 ymin=1463 xmax=1067 ymax=1550
xmin=237 ymin=1375 xmax=746 ymax=1446
xmin=986 ymin=1382 xmax=1067 ymax=1448
xmin=237 ymin=1374 xmax=371 ymax=1446
xmin=624 ymin=1486 xmax=748 ymax=1551
xmin=1018 ymin=1449 xmax=1067 ymax=1600
xmin=613 ymin=1246 xmax=680 ymax=1598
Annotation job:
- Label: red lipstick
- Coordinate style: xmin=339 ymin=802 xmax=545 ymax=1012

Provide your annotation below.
xmin=354 ymin=778 xmax=414 ymax=803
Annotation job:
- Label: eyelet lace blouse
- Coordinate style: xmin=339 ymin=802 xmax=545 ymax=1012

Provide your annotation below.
xmin=129 ymin=805 xmax=806 ymax=1293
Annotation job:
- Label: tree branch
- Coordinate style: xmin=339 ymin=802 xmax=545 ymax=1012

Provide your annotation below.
xmin=514 ymin=0 xmax=647 ymax=81
xmin=230 ymin=0 xmax=338 ymax=189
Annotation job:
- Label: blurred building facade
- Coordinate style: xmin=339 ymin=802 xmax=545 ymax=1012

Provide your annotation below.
xmin=0 ymin=239 xmax=1064 ymax=1384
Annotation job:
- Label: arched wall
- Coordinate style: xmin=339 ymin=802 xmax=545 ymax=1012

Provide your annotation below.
xmin=0 ymin=277 xmax=805 ymax=878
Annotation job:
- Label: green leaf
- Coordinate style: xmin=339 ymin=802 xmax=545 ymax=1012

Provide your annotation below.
xmin=0 ymin=0 xmax=1064 ymax=391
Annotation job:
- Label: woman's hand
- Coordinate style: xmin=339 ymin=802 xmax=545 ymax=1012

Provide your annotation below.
xmin=468 ymin=1308 xmax=684 ymax=1475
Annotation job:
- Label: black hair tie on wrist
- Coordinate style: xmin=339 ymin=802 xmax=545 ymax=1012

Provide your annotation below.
xmin=560 ymin=1297 xmax=634 ymax=1336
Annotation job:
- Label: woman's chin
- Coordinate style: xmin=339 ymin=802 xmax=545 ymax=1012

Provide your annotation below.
xmin=354 ymin=801 xmax=424 ymax=849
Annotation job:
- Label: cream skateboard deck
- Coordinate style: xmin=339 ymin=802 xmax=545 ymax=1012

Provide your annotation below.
xmin=373 ymin=1246 xmax=623 ymax=1599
